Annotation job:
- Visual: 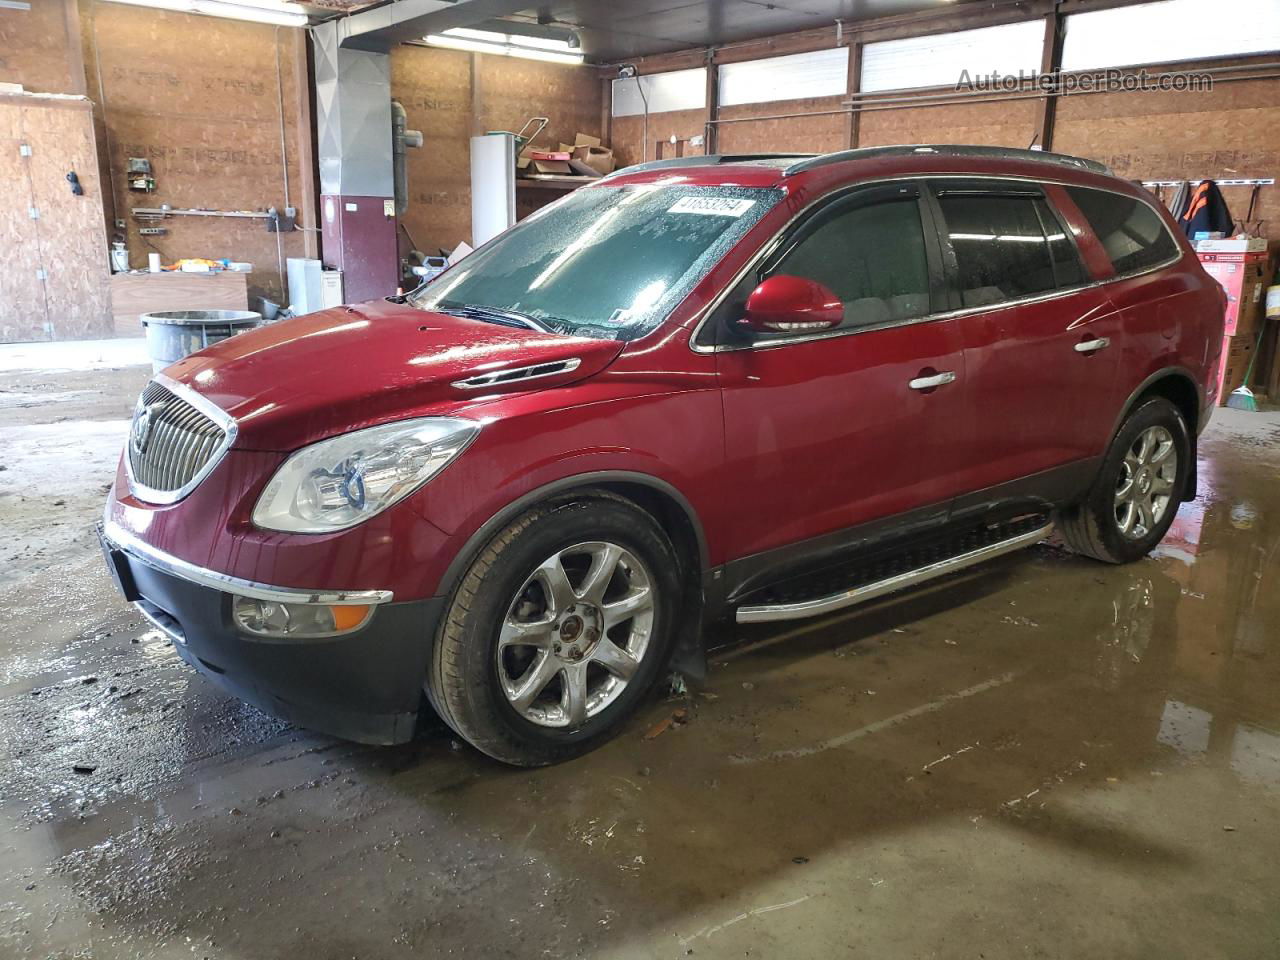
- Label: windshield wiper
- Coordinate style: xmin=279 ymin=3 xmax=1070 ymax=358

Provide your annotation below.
xmin=438 ymin=303 xmax=553 ymax=333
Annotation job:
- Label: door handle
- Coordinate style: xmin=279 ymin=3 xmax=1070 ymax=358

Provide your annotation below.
xmin=908 ymin=371 xmax=957 ymax=391
xmin=1074 ymin=337 xmax=1111 ymax=353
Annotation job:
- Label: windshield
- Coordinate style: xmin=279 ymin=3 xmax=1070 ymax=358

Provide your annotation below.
xmin=410 ymin=183 xmax=782 ymax=341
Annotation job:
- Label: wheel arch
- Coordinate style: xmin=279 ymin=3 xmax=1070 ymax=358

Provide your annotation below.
xmin=1111 ymin=366 xmax=1202 ymax=501
xmin=435 ymin=471 xmax=709 ymax=604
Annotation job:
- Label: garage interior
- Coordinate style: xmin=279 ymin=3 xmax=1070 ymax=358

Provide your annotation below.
xmin=2 ymin=0 xmax=1280 ymax=956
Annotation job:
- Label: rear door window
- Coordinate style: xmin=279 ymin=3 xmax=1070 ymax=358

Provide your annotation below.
xmin=1064 ymin=186 xmax=1180 ymax=275
xmin=933 ymin=185 xmax=1085 ymax=307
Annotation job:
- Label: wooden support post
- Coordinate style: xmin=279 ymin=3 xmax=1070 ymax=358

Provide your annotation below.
xmin=292 ymin=27 xmax=319 ymax=259
xmin=600 ymin=75 xmax=612 ymax=146
xmin=1034 ymin=8 xmax=1064 ymax=151
xmin=469 ymin=53 xmax=485 ymax=137
xmin=704 ymin=50 xmax=719 ymax=155
xmin=62 ymin=0 xmax=88 ymax=96
xmin=844 ymin=42 xmax=862 ymax=149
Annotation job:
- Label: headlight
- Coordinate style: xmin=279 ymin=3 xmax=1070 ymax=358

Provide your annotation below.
xmin=252 ymin=417 xmax=478 ymax=533
xmin=232 ymin=597 xmax=373 ymax=639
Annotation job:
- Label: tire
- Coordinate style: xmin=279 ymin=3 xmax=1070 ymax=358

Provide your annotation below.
xmin=426 ymin=492 xmax=681 ymax=766
xmin=1057 ymin=396 xmax=1190 ymax=564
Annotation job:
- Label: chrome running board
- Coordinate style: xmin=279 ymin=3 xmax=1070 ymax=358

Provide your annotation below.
xmin=735 ymin=520 xmax=1054 ymax=624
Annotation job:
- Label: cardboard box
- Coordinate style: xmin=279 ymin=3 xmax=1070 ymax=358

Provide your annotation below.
xmin=529 ymin=158 xmax=573 ymax=175
xmin=1196 ymin=236 xmax=1269 ymax=254
xmin=1199 ymin=252 xmax=1272 ymax=337
xmin=571 ymin=144 xmax=615 ymax=176
xmin=1218 ymin=333 xmax=1256 ymax=403
xmin=546 ymin=133 xmax=613 ymax=176
xmin=521 ymin=133 xmax=613 ymax=177
xmin=567 ymin=158 xmax=603 ymax=179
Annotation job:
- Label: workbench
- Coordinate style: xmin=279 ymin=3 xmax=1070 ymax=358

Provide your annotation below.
xmin=111 ymin=271 xmax=250 ymax=336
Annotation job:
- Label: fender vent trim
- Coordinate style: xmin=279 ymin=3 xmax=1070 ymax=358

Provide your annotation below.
xmin=453 ymin=357 xmax=582 ymax=390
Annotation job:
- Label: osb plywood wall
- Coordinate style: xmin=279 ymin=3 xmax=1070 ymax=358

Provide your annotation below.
xmin=717 ymin=97 xmax=846 ymax=155
xmin=83 ymin=3 xmax=311 ymax=305
xmin=611 ymin=108 xmax=707 ymax=168
xmin=1054 ymin=63 xmax=1280 ymax=242
xmin=0 ymin=96 xmax=111 ymax=341
xmin=391 ymin=45 xmax=602 ymax=255
xmin=858 ymin=99 xmax=1041 ymax=150
xmin=0 ymin=1 xmax=83 ymax=96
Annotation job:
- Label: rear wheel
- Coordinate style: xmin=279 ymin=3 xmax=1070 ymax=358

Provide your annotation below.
xmin=426 ymin=495 xmax=680 ymax=766
xmin=1057 ymin=396 xmax=1190 ymax=563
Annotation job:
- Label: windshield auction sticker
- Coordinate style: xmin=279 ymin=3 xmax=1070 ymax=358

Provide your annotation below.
xmin=667 ymin=197 xmax=757 ymax=217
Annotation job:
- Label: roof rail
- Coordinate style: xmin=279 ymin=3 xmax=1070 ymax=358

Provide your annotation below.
xmin=784 ymin=145 xmax=1111 ymax=177
xmin=601 ymin=153 xmax=817 ymax=180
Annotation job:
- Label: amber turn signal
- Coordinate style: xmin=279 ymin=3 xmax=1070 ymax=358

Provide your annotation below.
xmin=232 ymin=597 xmax=374 ymax=640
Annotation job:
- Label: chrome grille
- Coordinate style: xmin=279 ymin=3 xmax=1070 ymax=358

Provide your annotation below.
xmin=126 ymin=378 xmax=233 ymax=503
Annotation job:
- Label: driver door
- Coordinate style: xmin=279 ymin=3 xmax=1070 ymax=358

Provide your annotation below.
xmin=711 ymin=182 xmax=970 ymax=567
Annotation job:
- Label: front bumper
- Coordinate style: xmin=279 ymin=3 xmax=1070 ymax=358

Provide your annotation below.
xmin=99 ymin=522 xmax=443 ymax=744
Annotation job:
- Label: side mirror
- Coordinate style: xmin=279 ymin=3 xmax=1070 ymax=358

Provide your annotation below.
xmin=737 ymin=274 xmax=843 ymax=335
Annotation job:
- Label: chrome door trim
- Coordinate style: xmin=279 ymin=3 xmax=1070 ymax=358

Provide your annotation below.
xmin=101 ymin=518 xmax=394 ymax=605
xmin=687 ymin=173 xmax=1181 ymax=355
xmin=735 ymin=520 xmax=1053 ymax=623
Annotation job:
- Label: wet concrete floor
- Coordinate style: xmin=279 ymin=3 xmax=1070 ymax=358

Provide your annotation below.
xmin=2 ymin=359 xmax=1279 ymax=959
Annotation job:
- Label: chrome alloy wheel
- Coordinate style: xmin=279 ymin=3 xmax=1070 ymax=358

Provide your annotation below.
xmin=1115 ymin=425 xmax=1178 ymax=540
xmin=497 ymin=541 xmax=656 ymax=729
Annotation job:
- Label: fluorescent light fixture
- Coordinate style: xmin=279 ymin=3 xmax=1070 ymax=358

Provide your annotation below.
xmin=449 ymin=26 xmax=573 ymax=52
xmin=425 ymin=27 xmax=584 ymax=65
xmin=99 ymin=0 xmax=308 ymax=27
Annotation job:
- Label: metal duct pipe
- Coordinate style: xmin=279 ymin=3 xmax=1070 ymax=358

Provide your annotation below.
xmin=391 ymin=100 xmax=423 ymax=217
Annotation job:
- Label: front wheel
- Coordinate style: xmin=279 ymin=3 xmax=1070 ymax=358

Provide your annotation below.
xmin=426 ymin=494 xmax=681 ymax=766
xmin=1057 ymin=396 xmax=1190 ymax=563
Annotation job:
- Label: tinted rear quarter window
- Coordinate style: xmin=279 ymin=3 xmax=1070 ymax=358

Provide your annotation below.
xmin=1065 ymin=186 xmax=1180 ymax=275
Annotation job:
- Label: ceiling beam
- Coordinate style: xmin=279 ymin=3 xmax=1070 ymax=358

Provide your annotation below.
xmin=333 ymin=0 xmax=535 ymax=52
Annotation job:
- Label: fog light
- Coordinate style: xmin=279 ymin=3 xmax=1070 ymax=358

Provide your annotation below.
xmin=232 ymin=596 xmax=373 ymax=640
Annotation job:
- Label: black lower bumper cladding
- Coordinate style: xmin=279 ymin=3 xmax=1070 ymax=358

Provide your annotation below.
xmin=98 ymin=526 xmax=442 ymax=744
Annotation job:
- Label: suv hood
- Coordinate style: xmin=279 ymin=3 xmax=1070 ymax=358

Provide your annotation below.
xmin=164 ymin=299 xmax=624 ymax=451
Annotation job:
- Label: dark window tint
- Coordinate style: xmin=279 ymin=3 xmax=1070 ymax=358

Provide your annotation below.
xmin=770 ymin=197 xmax=931 ymax=328
xmin=1065 ymin=186 xmax=1179 ymax=275
xmin=1039 ymin=199 xmax=1085 ymax=288
xmin=937 ymin=193 xmax=1069 ymax=306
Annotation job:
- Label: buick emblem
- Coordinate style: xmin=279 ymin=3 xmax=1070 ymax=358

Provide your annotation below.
xmin=131 ymin=402 xmax=163 ymax=455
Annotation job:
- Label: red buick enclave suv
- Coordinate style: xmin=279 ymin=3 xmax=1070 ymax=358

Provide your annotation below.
xmin=101 ymin=145 xmax=1225 ymax=765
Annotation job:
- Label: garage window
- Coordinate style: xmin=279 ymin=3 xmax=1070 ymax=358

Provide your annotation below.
xmin=1062 ymin=0 xmax=1280 ymax=71
xmin=860 ymin=20 xmax=1044 ymax=93
xmin=718 ymin=47 xmax=848 ymax=106
xmin=1065 ymin=187 xmax=1180 ymax=276
xmin=611 ymin=68 xmax=706 ymax=116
